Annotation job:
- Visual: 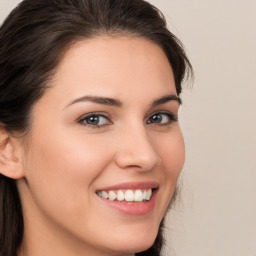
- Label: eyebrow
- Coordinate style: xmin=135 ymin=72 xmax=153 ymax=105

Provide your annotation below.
xmin=66 ymin=95 xmax=122 ymax=108
xmin=65 ymin=94 xmax=181 ymax=109
xmin=151 ymin=94 xmax=182 ymax=107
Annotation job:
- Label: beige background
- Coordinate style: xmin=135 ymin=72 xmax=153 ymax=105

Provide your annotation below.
xmin=1 ymin=1 xmax=256 ymax=256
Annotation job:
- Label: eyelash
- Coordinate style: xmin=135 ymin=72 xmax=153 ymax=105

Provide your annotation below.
xmin=78 ymin=112 xmax=177 ymax=129
xmin=78 ymin=113 xmax=111 ymax=129
xmin=146 ymin=112 xmax=178 ymax=126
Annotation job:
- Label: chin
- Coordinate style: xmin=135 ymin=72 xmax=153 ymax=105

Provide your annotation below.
xmin=106 ymin=225 xmax=159 ymax=254
xmin=113 ymin=240 xmax=155 ymax=255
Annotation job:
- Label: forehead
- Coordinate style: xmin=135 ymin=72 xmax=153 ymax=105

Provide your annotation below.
xmin=43 ymin=36 xmax=176 ymax=105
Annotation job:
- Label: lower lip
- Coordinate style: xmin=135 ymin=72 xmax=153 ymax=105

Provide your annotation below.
xmin=97 ymin=189 xmax=158 ymax=216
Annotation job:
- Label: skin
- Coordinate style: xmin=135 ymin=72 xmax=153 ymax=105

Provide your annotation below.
xmin=13 ymin=36 xmax=185 ymax=256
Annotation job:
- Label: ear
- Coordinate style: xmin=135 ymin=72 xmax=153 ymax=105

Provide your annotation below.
xmin=0 ymin=126 xmax=25 ymax=179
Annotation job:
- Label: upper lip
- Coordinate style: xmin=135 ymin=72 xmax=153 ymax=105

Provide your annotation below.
xmin=96 ymin=181 xmax=159 ymax=191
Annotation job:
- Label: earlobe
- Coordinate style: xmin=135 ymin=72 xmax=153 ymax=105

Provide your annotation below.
xmin=0 ymin=126 xmax=25 ymax=179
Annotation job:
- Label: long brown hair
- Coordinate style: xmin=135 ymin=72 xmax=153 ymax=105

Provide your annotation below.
xmin=0 ymin=0 xmax=192 ymax=255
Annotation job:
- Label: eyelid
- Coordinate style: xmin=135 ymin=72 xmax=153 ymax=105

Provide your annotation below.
xmin=146 ymin=111 xmax=178 ymax=125
xmin=77 ymin=112 xmax=112 ymax=127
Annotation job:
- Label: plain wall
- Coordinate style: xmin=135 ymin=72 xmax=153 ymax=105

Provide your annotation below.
xmin=1 ymin=1 xmax=256 ymax=256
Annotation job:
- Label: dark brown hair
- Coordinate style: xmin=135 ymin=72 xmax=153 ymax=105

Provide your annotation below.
xmin=0 ymin=0 xmax=192 ymax=255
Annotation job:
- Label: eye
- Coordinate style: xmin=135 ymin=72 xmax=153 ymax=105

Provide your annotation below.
xmin=146 ymin=112 xmax=177 ymax=125
xmin=78 ymin=113 xmax=111 ymax=127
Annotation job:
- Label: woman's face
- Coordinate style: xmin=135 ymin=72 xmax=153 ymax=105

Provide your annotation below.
xmin=18 ymin=36 xmax=185 ymax=255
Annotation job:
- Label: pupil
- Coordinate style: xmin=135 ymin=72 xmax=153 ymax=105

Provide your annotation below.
xmin=151 ymin=114 xmax=162 ymax=123
xmin=88 ymin=116 xmax=99 ymax=124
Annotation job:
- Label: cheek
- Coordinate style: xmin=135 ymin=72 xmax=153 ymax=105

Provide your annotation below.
xmin=23 ymin=130 xmax=115 ymax=215
xmin=157 ymin=130 xmax=185 ymax=178
xmin=166 ymin=134 xmax=185 ymax=176
xmin=166 ymin=133 xmax=185 ymax=197
xmin=153 ymin=129 xmax=185 ymax=207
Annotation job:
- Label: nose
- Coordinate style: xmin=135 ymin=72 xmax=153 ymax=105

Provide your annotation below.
xmin=114 ymin=125 xmax=161 ymax=172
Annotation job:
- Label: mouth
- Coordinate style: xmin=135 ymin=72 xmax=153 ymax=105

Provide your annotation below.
xmin=95 ymin=182 xmax=159 ymax=216
xmin=96 ymin=188 xmax=153 ymax=203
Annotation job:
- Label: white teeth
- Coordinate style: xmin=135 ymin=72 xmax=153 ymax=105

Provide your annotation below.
xmin=134 ymin=190 xmax=143 ymax=201
xmin=108 ymin=191 xmax=117 ymax=201
xmin=117 ymin=190 xmax=125 ymax=201
xmin=97 ymin=189 xmax=153 ymax=202
xmin=146 ymin=189 xmax=152 ymax=200
xmin=102 ymin=191 xmax=109 ymax=199
xmin=142 ymin=190 xmax=147 ymax=200
xmin=125 ymin=190 xmax=134 ymax=201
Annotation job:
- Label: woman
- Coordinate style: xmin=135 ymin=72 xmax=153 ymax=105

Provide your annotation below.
xmin=0 ymin=0 xmax=192 ymax=255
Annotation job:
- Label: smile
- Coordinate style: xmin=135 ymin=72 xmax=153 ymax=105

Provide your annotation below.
xmin=96 ymin=189 xmax=153 ymax=202
xmin=95 ymin=182 xmax=159 ymax=215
